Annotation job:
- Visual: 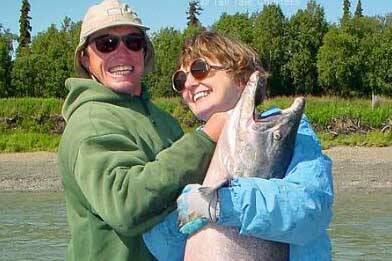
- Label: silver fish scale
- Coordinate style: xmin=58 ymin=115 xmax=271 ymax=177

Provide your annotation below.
xmin=235 ymin=140 xmax=257 ymax=177
xmin=184 ymin=72 xmax=304 ymax=261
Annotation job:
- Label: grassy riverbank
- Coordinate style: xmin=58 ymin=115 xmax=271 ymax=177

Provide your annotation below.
xmin=0 ymin=96 xmax=391 ymax=152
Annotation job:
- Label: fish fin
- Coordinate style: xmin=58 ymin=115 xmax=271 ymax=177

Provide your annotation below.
xmin=197 ymin=186 xmax=215 ymax=197
xmin=198 ymin=179 xmax=229 ymax=197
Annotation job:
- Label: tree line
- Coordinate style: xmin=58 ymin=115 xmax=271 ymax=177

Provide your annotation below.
xmin=0 ymin=0 xmax=391 ymax=98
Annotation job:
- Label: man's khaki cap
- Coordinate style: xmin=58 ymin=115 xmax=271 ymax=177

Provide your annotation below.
xmin=75 ymin=0 xmax=155 ymax=78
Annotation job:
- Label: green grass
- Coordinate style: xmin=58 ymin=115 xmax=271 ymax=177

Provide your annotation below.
xmin=0 ymin=130 xmax=60 ymax=152
xmin=153 ymin=97 xmax=181 ymax=114
xmin=0 ymin=97 xmax=62 ymax=117
xmin=2 ymin=96 xmax=391 ymax=128
xmin=261 ymin=96 xmax=392 ymax=128
xmin=319 ymin=131 xmax=392 ymax=149
xmin=0 ymin=96 xmax=391 ymax=152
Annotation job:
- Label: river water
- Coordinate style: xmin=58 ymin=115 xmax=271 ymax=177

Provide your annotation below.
xmin=0 ymin=191 xmax=391 ymax=260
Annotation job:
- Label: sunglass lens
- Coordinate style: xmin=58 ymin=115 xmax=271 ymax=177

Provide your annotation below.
xmin=173 ymin=71 xmax=187 ymax=92
xmin=124 ymin=35 xmax=145 ymax=51
xmin=95 ymin=35 xmax=119 ymax=53
xmin=191 ymin=59 xmax=209 ymax=79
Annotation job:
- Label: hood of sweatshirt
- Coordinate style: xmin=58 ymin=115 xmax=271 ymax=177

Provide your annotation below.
xmin=62 ymin=78 xmax=150 ymax=122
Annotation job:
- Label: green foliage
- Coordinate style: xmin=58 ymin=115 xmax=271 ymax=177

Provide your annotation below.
xmin=342 ymin=0 xmax=351 ymax=26
xmin=11 ymin=47 xmax=37 ymax=96
xmin=143 ymin=28 xmax=183 ymax=98
xmin=0 ymin=36 xmax=12 ymax=97
xmin=186 ymin=0 xmax=203 ymax=27
xmin=182 ymin=24 xmax=204 ymax=40
xmin=253 ymin=4 xmax=288 ymax=96
xmin=153 ymin=97 xmax=180 ymax=114
xmin=284 ymin=0 xmax=328 ymax=95
xmin=212 ymin=12 xmax=254 ymax=44
xmin=349 ymin=15 xmax=382 ymax=38
xmin=11 ymin=19 xmax=81 ymax=98
xmin=354 ymin=0 xmax=363 ymax=18
xmin=155 ymin=97 xmax=201 ymax=132
xmin=317 ymin=14 xmax=388 ymax=97
xmin=0 ymin=25 xmax=15 ymax=97
xmin=17 ymin=0 xmax=32 ymax=53
xmin=0 ymin=1 xmax=391 ymax=100
xmin=317 ymin=27 xmax=361 ymax=96
xmin=363 ymin=28 xmax=392 ymax=96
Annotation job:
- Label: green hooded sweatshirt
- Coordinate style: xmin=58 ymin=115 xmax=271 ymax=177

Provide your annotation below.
xmin=58 ymin=78 xmax=215 ymax=261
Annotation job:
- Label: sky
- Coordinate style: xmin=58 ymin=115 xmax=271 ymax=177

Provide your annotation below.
xmin=1 ymin=0 xmax=392 ymax=36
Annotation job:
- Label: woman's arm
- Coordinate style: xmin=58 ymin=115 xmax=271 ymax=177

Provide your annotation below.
xmin=218 ymin=116 xmax=334 ymax=245
xmin=143 ymin=211 xmax=186 ymax=261
xmin=143 ymin=116 xmax=334 ymax=259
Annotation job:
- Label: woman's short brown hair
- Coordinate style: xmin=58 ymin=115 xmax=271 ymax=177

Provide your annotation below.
xmin=179 ymin=31 xmax=265 ymax=87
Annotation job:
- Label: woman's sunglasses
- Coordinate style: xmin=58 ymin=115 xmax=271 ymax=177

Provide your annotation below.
xmin=172 ymin=58 xmax=228 ymax=93
xmin=89 ymin=33 xmax=146 ymax=54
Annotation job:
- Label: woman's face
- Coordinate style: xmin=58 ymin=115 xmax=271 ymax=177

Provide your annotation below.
xmin=180 ymin=57 xmax=244 ymax=121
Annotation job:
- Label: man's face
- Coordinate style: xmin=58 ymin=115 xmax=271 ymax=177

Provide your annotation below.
xmin=82 ymin=26 xmax=145 ymax=95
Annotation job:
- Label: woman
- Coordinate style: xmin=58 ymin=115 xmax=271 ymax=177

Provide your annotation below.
xmin=143 ymin=31 xmax=333 ymax=261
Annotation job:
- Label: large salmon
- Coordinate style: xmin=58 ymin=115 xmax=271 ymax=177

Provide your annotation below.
xmin=183 ymin=71 xmax=306 ymax=261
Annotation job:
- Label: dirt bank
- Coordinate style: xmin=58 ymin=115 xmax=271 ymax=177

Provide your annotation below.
xmin=325 ymin=146 xmax=392 ymax=193
xmin=0 ymin=152 xmax=61 ymax=192
xmin=0 ymin=147 xmax=391 ymax=193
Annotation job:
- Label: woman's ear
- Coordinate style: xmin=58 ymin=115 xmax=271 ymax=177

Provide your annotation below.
xmin=236 ymin=80 xmax=246 ymax=92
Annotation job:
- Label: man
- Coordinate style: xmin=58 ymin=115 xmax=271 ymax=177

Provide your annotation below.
xmin=58 ymin=0 xmax=225 ymax=260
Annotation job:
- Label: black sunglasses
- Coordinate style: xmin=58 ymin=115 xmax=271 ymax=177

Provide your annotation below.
xmin=89 ymin=33 xmax=146 ymax=54
xmin=172 ymin=58 xmax=228 ymax=93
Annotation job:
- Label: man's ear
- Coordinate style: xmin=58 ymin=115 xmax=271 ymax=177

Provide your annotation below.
xmin=80 ymin=50 xmax=89 ymax=70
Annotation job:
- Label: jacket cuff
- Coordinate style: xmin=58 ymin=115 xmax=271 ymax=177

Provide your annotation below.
xmin=194 ymin=128 xmax=216 ymax=147
xmin=217 ymin=184 xmax=242 ymax=227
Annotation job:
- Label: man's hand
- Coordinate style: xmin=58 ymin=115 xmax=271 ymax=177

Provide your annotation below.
xmin=203 ymin=112 xmax=228 ymax=142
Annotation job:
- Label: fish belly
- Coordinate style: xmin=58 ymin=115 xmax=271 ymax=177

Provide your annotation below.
xmin=184 ymin=224 xmax=288 ymax=261
xmin=184 ymin=141 xmax=290 ymax=260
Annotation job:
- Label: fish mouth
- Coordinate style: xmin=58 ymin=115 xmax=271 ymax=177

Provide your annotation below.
xmin=254 ymin=97 xmax=306 ymax=123
xmin=234 ymin=72 xmax=304 ymax=132
xmin=255 ymin=110 xmax=282 ymax=122
xmin=246 ymin=73 xmax=267 ymax=122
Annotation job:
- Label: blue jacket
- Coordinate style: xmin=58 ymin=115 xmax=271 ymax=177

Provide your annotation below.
xmin=143 ymin=113 xmax=334 ymax=261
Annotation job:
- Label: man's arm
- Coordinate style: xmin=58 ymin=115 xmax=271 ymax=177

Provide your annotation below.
xmin=73 ymin=128 xmax=215 ymax=237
